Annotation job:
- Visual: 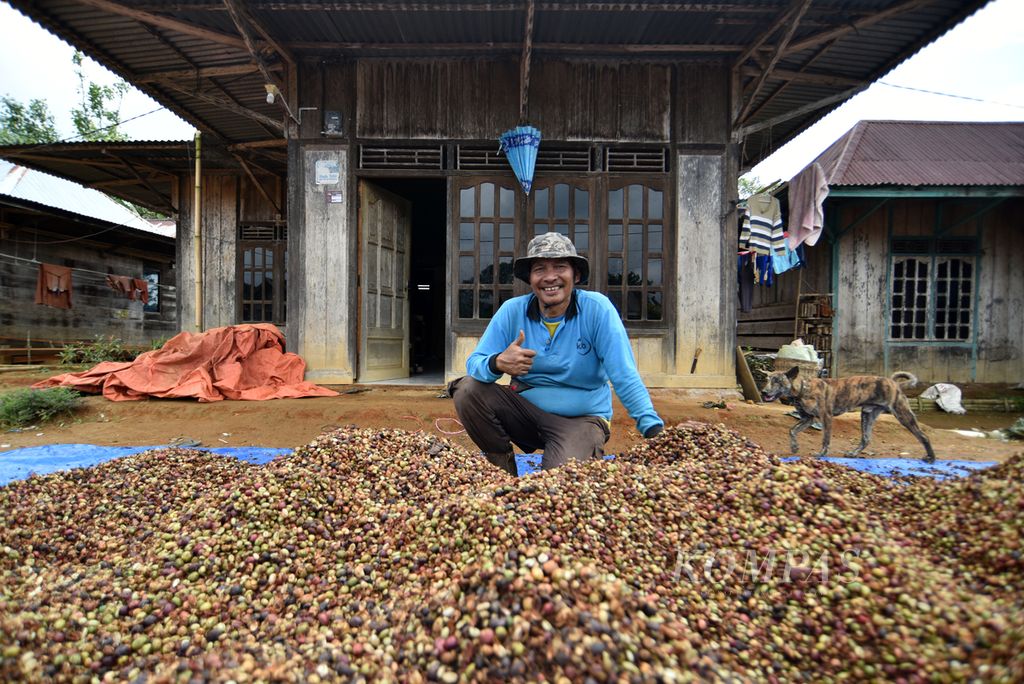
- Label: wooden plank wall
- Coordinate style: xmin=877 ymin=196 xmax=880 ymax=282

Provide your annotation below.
xmin=836 ymin=197 xmax=1024 ymax=384
xmin=976 ymin=201 xmax=1024 ymax=382
xmin=177 ymin=170 xmax=284 ymax=332
xmin=836 ymin=200 xmax=889 ymax=376
xmin=0 ymin=226 xmax=177 ymax=349
xmin=675 ymin=61 xmax=729 ymax=145
xmin=354 ymin=59 xmax=671 ymax=142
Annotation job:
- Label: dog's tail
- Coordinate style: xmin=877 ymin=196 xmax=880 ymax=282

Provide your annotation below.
xmin=890 ymin=371 xmax=918 ymax=388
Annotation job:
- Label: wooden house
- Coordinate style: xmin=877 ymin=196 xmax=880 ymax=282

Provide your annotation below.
xmin=1 ymin=0 xmax=990 ymax=386
xmin=741 ymin=120 xmax=1024 ymax=384
xmin=0 ymin=160 xmax=177 ymax=362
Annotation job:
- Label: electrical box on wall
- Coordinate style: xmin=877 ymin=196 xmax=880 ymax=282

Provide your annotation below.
xmin=323 ymin=111 xmax=343 ymax=137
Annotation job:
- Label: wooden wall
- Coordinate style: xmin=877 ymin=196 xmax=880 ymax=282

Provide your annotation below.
xmin=177 ymin=170 xmax=283 ymax=333
xmin=349 ymin=58 xmax=673 ymax=142
xmin=835 ymin=197 xmax=1023 ymax=384
xmin=976 ymin=201 xmax=1024 ymax=382
xmin=0 ymin=224 xmax=177 ymax=350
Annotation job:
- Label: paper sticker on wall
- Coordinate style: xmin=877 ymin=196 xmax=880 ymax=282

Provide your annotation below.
xmin=315 ymin=159 xmax=340 ymax=185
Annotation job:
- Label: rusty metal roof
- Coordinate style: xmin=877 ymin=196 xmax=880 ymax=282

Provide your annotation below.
xmin=5 ymin=1 xmax=993 ymax=170
xmin=0 ymin=140 xmax=286 ymax=216
xmin=813 ymin=120 xmax=1024 ymax=186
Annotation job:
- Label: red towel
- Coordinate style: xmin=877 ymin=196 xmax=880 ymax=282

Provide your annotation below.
xmin=35 ymin=263 xmax=72 ymax=309
xmin=131 ymin=278 xmax=150 ymax=304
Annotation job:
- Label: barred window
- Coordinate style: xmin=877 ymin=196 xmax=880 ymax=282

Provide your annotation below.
xmin=890 ymin=244 xmax=974 ymax=341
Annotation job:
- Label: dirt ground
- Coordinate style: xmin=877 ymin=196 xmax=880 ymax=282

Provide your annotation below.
xmin=2 ymin=367 xmax=1023 ymax=464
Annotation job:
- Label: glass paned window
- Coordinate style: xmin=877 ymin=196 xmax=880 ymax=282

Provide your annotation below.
xmin=530 ymin=181 xmax=592 ymax=286
xmin=603 ymin=182 xmax=665 ymax=321
xmin=455 ymin=180 xmax=518 ymax=320
xmin=239 ymin=223 xmax=287 ymax=325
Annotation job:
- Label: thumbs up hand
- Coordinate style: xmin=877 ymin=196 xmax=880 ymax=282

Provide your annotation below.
xmin=496 ymin=329 xmax=536 ymax=376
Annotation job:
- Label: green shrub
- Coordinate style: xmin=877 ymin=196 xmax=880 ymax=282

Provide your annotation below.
xmin=59 ymin=335 xmax=139 ymax=365
xmin=0 ymin=387 xmax=83 ymax=428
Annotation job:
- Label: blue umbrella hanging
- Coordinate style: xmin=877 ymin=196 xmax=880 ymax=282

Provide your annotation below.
xmin=498 ymin=125 xmax=541 ymax=195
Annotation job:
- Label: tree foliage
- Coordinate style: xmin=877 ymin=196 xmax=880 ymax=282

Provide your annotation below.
xmin=738 ymin=175 xmax=763 ymax=200
xmin=71 ymin=50 xmax=129 ymax=141
xmin=0 ymin=96 xmax=59 ymax=144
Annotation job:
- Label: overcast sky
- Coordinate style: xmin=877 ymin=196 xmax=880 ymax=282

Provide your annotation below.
xmin=1 ymin=0 xmax=1022 ymax=183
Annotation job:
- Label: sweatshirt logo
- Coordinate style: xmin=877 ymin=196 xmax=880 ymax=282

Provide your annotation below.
xmin=576 ymin=338 xmax=592 ymax=355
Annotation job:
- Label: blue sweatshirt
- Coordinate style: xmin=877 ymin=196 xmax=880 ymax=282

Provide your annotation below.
xmin=466 ymin=290 xmax=664 ymax=436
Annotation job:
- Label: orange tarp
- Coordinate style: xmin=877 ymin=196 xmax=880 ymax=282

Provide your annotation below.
xmin=33 ymin=324 xmax=339 ymax=402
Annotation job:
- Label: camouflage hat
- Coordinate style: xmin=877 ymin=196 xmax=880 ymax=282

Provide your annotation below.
xmin=513 ymin=232 xmax=590 ymax=284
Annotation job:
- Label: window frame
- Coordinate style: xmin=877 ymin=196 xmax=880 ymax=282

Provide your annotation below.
xmin=451 ymin=172 xmax=673 ymax=332
xmin=452 ymin=176 xmax=523 ymax=334
xmin=237 ymin=222 xmax=288 ymax=326
xmin=888 ymin=241 xmax=976 ymax=344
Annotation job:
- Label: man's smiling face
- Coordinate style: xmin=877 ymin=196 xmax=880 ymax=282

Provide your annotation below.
xmin=529 ymin=258 xmax=579 ymax=317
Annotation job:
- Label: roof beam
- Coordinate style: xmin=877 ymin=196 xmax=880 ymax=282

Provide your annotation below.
xmin=102 ymin=151 xmax=178 ymax=215
xmin=143 ymin=2 xmax=775 ymax=11
xmin=739 ymin=65 xmax=865 ymax=88
xmin=285 ymin=41 xmax=743 ymax=54
xmin=734 ymin=0 xmax=813 ymax=127
xmin=783 ymin=0 xmax=934 ymax=56
xmin=232 ymin=154 xmax=282 ymax=216
xmin=136 ymin=63 xmax=278 ymax=85
xmin=733 ymin=84 xmax=868 ymax=140
xmin=223 ymin=0 xmax=286 ymax=91
xmin=73 ymin=0 xmax=247 ymax=50
xmin=732 ymin=0 xmax=803 ymax=70
xmin=163 ymin=84 xmax=285 ymax=134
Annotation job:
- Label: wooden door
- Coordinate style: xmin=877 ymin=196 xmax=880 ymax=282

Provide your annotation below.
xmin=358 ymin=181 xmax=411 ymax=381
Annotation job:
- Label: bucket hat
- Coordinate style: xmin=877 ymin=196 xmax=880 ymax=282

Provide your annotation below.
xmin=513 ymin=232 xmax=589 ymax=284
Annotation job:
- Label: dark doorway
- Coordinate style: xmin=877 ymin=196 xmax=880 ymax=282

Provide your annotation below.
xmin=373 ymin=178 xmax=446 ymax=379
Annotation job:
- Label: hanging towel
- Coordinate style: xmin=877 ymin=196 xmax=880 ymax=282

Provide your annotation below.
xmin=788 ymin=162 xmax=829 ymax=249
xmin=131 ymin=278 xmax=150 ymax=304
xmin=744 ymin=193 xmax=785 ymax=256
xmin=35 ymin=263 xmax=72 ymax=309
xmin=106 ymin=275 xmax=150 ymax=304
xmin=106 ymin=274 xmax=134 ymax=297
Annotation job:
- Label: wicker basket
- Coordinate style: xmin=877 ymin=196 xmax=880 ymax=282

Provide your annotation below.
xmin=773 ymin=357 xmax=822 ymax=381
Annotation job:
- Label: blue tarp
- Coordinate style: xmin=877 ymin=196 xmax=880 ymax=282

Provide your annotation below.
xmin=515 ymin=454 xmax=995 ymax=480
xmin=0 ymin=444 xmax=290 ymax=487
xmin=0 ymin=445 xmax=997 ymax=486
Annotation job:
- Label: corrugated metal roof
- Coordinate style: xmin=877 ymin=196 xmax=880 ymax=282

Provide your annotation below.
xmin=6 ymin=0 xmax=994 ymax=169
xmin=0 ymin=159 xmax=175 ymax=236
xmin=812 ymin=121 xmax=1024 ymax=186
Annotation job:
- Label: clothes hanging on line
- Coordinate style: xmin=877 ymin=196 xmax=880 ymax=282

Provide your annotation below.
xmin=788 ymin=162 xmax=829 ymax=249
xmin=772 ymin=233 xmax=804 ymax=275
xmin=35 ymin=263 xmax=72 ymax=309
xmin=105 ymin=274 xmax=150 ymax=304
xmin=755 ymin=254 xmax=774 ymax=286
xmin=739 ymin=193 xmax=786 ymax=256
xmin=737 ymin=253 xmax=754 ymax=313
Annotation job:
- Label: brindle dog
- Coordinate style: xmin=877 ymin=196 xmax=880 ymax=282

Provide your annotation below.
xmin=761 ymin=367 xmax=936 ymax=462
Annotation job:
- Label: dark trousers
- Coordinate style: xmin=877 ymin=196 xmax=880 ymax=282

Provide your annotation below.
xmin=450 ymin=377 xmax=610 ymax=476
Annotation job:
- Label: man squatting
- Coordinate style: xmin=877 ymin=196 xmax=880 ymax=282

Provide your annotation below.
xmin=449 ymin=232 xmax=665 ymax=476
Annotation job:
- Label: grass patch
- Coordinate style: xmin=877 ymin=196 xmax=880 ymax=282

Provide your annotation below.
xmin=59 ymin=335 xmax=141 ymax=365
xmin=0 ymin=387 xmax=83 ymax=429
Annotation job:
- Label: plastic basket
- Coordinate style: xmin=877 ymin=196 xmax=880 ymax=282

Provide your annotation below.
xmin=773 ymin=357 xmax=822 ymax=380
